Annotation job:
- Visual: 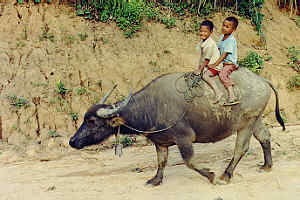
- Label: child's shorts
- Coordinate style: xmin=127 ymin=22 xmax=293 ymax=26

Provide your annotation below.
xmin=207 ymin=67 xmax=220 ymax=76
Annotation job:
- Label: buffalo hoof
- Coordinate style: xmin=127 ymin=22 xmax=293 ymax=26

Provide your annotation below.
xmin=146 ymin=176 xmax=163 ymax=186
xmin=215 ymin=173 xmax=231 ymax=185
xmin=207 ymin=171 xmax=216 ymax=184
xmin=259 ymin=164 xmax=272 ymax=172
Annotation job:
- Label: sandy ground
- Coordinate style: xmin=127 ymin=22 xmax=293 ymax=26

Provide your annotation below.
xmin=1 ymin=125 xmax=300 ymax=200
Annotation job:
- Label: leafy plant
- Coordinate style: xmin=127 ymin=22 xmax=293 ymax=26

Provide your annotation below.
xmin=287 ymin=46 xmax=300 ymax=72
xmin=120 ymin=136 xmax=136 ymax=147
xmin=72 ymin=1 xmax=267 ymax=38
xmin=48 ymin=129 xmax=57 ymax=137
xmin=296 ymin=16 xmax=300 ymax=28
xmin=238 ymin=51 xmax=264 ymax=74
xmin=144 ymin=2 xmax=160 ymax=21
xmin=287 ymin=75 xmax=300 ymax=89
xmin=62 ymin=34 xmax=75 ymax=46
xmin=70 ymin=112 xmax=79 ymax=121
xmin=16 ymin=41 xmax=26 ymax=48
xmin=78 ymin=32 xmax=88 ymax=41
xmin=76 ymin=0 xmax=147 ymax=38
xmin=57 ymin=80 xmax=67 ymax=96
xmin=75 ymin=87 xmax=87 ymax=96
xmin=161 ymin=17 xmax=176 ymax=29
xmin=39 ymin=24 xmax=55 ymax=42
xmin=30 ymin=82 xmax=48 ymax=88
xmin=7 ymin=95 xmax=30 ymax=108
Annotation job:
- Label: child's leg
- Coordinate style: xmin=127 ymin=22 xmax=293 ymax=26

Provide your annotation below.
xmin=219 ymin=64 xmax=239 ymax=104
xmin=227 ymin=86 xmax=235 ymax=100
xmin=203 ymin=71 xmax=223 ymax=103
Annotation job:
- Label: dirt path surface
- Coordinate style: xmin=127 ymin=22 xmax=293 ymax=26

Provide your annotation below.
xmin=1 ymin=126 xmax=300 ymax=200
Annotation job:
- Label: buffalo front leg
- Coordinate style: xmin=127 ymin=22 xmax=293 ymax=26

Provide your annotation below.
xmin=146 ymin=143 xmax=168 ymax=186
xmin=253 ymin=119 xmax=272 ymax=171
xmin=219 ymin=127 xmax=252 ymax=184
xmin=176 ymin=128 xmax=215 ymax=184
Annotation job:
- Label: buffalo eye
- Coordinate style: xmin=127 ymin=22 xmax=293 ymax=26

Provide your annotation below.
xmin=86 ymin=116 xmax=97 ymax=125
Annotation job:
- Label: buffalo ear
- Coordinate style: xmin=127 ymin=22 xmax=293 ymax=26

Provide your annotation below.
xmin=108 ymin=117 xmax=126 ymax=127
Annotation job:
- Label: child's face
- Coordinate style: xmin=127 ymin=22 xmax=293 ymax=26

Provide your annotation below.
xmin=199 ymin=25 xmax=212 ymax=40
xmin=221 ymin=20 xmax=235 ymax=35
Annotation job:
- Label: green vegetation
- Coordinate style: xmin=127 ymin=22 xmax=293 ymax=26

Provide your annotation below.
xmin=39 ymin=24 xmax=55 ymax=42
xmin=48 ymin=129 xmax=58 ymax=137
xmin=287 ymin=46 xmax=300 ymax=72
xmin=7 ymin=95 xmax=30 ymax=109
xmin=287 ymin=75 xmax=300 ymax=90
xmin=296 ymin=16 xmax=300 ymax=28
xmin=56 ymin=80 xmax=67 ymax=96
xmin=71 ymin=0 xmax=267 ymax=38
xmin=238 ymin=0 xmax=264 ymax=35
xmin=69 ymin=112 xmax=79 ymax=121
xmin=78 ymin=32 xmax=88 ymax=41
xmin=17 ymin=0 xmax=282 ymax=40
xmin=161 ymin=16 xmax=176 ymax=29
xmin=286 ymin=46 xmax=300 ymax=90
xmin=16 ymin=41 xmax=26 ymax=48
xmin=62 ymin=34 xmax=75 ymax=46
xmin=16 ymin=0 xmax=299 ymax=40
xmin=75 ymin=87 xmax=88 ymax=96
xmin=75 ymin=0 xmax=150 ymax=38
xmin=120 ymin=136 xmax=136 ymax=147
xmin=238 ymin=51 xmax=264 ymax=74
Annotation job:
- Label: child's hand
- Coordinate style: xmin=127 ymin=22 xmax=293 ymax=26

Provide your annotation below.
xmin=194 ymin=69 xmax=202 ymax=76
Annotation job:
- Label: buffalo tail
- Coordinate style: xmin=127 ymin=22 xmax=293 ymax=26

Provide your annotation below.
xmin=265 ymin=80 xmax=286 ymax=131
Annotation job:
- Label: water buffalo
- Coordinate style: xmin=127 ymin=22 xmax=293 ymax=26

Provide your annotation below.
xmin=69 ymin=67 xmax=285 ymax=186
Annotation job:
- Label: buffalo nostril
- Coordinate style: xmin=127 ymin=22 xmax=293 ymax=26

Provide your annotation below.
xmin=69 ymin=137 xmax=76 ymax=148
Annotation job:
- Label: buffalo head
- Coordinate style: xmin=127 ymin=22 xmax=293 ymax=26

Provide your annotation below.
xmin=69 ymin=86 xmax=132 ymax=149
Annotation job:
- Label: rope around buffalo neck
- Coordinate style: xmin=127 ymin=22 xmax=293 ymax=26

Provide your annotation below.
xmin=120 ymin=109 xmax=187 ymax=135
xmin=114 ymin=110 xmax=186 ymax=157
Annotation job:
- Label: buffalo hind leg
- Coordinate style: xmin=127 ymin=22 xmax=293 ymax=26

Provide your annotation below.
xmin=219 ymin=126 xmax=252 ymax=184
xmin=176 ymin=128 xmax=215 ymax=184
xmin=146 ymin=143 xmax=168 ymax=186
xmin=253 ymin=119 xmax=272 ymax=171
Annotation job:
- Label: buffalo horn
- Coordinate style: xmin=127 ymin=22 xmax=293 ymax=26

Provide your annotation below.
xmin=97 ymin=88 xmax=133 ymax=118
xmin=98 ymin=84 xmax=118 ymax=104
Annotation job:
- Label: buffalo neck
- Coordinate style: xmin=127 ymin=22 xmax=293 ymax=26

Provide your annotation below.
xmin=118 ymin=91 xmax=160 ymax=135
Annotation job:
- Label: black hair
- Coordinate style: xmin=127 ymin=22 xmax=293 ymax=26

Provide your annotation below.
xmin=225 ymin=16 xmax=239 ymax=29
xmin=200 ymin=20 xmax=214 ymax=32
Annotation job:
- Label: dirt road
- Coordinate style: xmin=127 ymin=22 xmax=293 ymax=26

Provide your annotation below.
xmin=1 ymin=126 xmax=300 ymax=200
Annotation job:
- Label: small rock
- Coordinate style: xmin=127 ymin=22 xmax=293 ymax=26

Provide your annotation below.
xmin=46 ymin=185 xmax=56 ymax=191
xmin=132 ymin=167 xmax=144 ymax=173
xmin=214 ymin=197 xmax=223 ymax=200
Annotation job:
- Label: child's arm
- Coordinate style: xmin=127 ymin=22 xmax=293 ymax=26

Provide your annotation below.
xmin=195 ymin=59 xmax=209 ymax=75
xmin=208 ymin=52 xmax=228 ymax=69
